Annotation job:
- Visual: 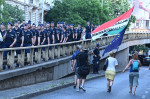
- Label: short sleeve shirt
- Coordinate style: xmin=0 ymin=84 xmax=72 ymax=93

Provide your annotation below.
xmin=106 ymin=57 xmax=118 ymax=72
xmin=5 ymin=30 xmax=17 ymax=43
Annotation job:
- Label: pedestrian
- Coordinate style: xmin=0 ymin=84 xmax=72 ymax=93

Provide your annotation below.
xmin=20 ymin=20 xmax=25 ymax=29
xmin=50 ymin=21 xmax=55 ymax=44
xmin=123 ymin=53 xmax=141 ymax=95
xmin=73 ymin=46 xmax=90 ymax=92
xmin=105 ymin=51 xmax=118 ymax=93
xmin=93 ymin=43 xmax=101 ymax=74
xmin=71 ymin=45 xmax=80 ymax=89
xmin=75 ymin=24 xmax=83 ymax=41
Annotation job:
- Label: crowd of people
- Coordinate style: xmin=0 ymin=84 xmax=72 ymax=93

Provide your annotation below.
xmin=0 ymin=20 xmax=98 ymax=53
xmin=71 ymin=44 xmax=144 ymax=96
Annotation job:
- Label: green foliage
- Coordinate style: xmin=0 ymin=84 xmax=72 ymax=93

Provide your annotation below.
xmin=135 ymin=45 xmax=149 ymax=52
xmin=45 ymin=0 xmax=111 ymax=26
xmin=0 ymin=2 xmax=24 ymax=25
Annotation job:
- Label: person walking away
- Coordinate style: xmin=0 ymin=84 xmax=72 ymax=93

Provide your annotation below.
xmin=71 ymin=45 xmax=80 ymax=89
xmin=105 ymin=51 xmax=118 ymax=93
xmin=123 ymin=53 xmax=141 ymax=95
xmin=93 ymin=43 xmax=101 ymax=74
xmin=73 ymin=47 xmax=89 ymax=92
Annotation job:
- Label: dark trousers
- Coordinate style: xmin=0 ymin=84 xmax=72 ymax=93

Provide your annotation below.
xmin=3 ymin=42 xmax=12 ymax=57
xmin=85 ymin=32 xmax=91 ymax=39
xmin=93 ymin=57 xmax=99 ymax=73
xmin=15 ymin=42 xmax=21 ymax=54
xmin=24 ymin=43 xmax=31 ymax=53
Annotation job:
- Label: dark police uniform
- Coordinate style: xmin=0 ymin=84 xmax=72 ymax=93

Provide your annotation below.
xmin=85 ymin=25 xmax=91 ymax=39
xmin=66 ymin=28 xmax=73 ymax=42
xmin=39 ymin=30 xmax=46 ymax=45
xmin=23 ymin=30 xmax=33 ymax=53
xmin=13 ymin=27 xmax=24 ymax=54
xmin=93 ymin=47 xmax=100 ymax=73
xmin=50 ymin=28 xmax=55 ymax=44
xmin=56 ymin=27 xmax=63 ymax=43
xmin=70 ymin=28 xmax=75 ymax=41
xmin=44 ymin=28 xmax=50 ymax=44
xmin=3 ymin=30 xmax=17 ymax=57
xmin=0 ymin=29 xmax=6 ymax=48
xmin=76 ymin=28 xmax=83 ymax=41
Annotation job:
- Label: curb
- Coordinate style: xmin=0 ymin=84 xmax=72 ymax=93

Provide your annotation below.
xmin=13 ymin=68 xmax=124 ymax=99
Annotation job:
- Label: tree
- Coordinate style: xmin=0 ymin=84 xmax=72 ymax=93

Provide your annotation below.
xmin=45 ymin=0 xmax=111 ymax=26
xmin=0 ymin=2 xmax=24 ymax=25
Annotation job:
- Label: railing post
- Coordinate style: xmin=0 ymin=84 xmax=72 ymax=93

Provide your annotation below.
xmin=57 ymin=45 xmax=61 ymax=58
xmin=54 ymin=46 xmax=58 ymax=58
xmin=18 ymin=49 xmax=25 ymax=67
xmin=0 ymin=51 xmax=3 ymax=71
xmin=29 ymin=48 xmax=34 ymax=65
xmin=45 ymin=47 xmax=49 ymax=61
xmin=62 ymin=45 xmax=66 ymax=57
xmin=37 ymin=47 xmax=41 ymax=63
xmin=7 ymin=50 xmax=15 ymax=69
xmin=49 ymin=46 xmax=55 ymax=59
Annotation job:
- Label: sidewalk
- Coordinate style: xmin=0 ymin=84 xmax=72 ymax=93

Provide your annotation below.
xmin=0 ymin=67 xmax=124 ymax=99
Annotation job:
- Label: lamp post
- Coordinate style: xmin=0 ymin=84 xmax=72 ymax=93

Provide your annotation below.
xmin=41 ymin=0 xmax=44 ymax=24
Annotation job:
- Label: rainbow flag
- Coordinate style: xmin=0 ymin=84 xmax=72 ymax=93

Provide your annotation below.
xmin=91 ymin=7 xmax=134 ymax=40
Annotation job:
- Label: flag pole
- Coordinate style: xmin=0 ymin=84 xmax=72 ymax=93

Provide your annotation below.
xmin=115 ymin=47 xmax=119 ymax=58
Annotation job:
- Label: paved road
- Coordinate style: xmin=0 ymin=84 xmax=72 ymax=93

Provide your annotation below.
xmin=31 ymin=67 xmax=150 ymax=99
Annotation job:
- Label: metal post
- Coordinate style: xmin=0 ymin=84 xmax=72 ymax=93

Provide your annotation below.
xmin=101 ymin=0 xmax=103 ymax=7
xmin=42 ymin=0 xmax=44 ymax=24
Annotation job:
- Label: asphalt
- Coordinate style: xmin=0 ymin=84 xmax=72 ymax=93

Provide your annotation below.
xmin=31 ymin=67 xmax=150 ymax=99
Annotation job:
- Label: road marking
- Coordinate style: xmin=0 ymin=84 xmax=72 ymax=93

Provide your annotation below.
xmin=145 ymin=91 xmax=149 ymax=94
xmin=142 ymin=95 xmax=146 ymax=99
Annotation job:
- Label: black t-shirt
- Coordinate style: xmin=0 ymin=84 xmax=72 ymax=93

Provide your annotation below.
xmin=75 ymin=52 xmax=88 ymax=67
xmin=93 ymin=48 xmax=99 ymax=56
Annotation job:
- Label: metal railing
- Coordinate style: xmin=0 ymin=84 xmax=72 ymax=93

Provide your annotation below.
xmin=0 ymin=32 xmax=149 ymax=71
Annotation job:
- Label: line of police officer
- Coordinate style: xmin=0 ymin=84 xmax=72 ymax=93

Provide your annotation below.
xmin=0 ymin=20 xmax=97 ymax=69
xmin=0 ymin=20 xmax=97 ymax=51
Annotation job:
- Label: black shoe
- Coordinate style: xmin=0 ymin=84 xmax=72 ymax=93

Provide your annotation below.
xmin=73 ymin=84 xmax=76 ymax=89
xmin=80 ymin=86 xmax=86 ymax=92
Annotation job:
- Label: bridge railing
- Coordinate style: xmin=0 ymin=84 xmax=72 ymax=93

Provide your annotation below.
xmin=0 ymin=32 xmax=149 ymax=71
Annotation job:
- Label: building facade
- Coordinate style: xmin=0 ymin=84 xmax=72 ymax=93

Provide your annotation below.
xmin=5 ymin=0 xmax=53 ymax=25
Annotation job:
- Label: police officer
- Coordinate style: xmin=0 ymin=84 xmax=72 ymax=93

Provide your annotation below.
xmin=23 ymin=23 xmax=33 ymax=52
xmin=3 ymin=22 xmax=17 ymax=57
xmin=44 ymin=22 xmax=50 ymax=44
xmin=70 ymin=24 xmax=75 ymax=41
xmin=13 ymin=20 xmax=24 ymax=49
xmin=62 ymin=26 xmax=67 ymax=43
xmin=0 ymin=23 xmax=7 ymax=48
xmin=35 ymin=24 xmax=41 ymax=46
xmin=85 ymin=21 xmax=92 ymax=39
xmin=93 ymin=43 xmax=101 ymax=74
xmin=75 ymin=24 xmax=83 ymax=41
xmin=91 ymin=23 xmax=95 ymax=31
xmin=56 ymin=22 xmax=63 ymax=43
xmin=31 ymin=23 xmax=38 ymax=46
xmin=50 ymin=21 xmax=56 ymax=44
xmin=40 ymin=24 xmax=47 ymax=45
xmin=65 ymin=24 xmax=73 ymax=42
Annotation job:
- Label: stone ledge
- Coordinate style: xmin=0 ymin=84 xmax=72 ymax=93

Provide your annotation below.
xmin=0 ymin=56 xmax=71 ymax=81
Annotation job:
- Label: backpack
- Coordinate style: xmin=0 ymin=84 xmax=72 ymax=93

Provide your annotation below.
xmin=132 ymin=59 xmax=139 ymax=71
xmin=76 ymin=52 xmax=89 ymax=75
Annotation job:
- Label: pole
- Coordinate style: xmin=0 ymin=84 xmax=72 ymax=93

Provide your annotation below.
xmin=42 ymin=0 xmax=44 ymax=24
xmin=101 ymin=0 xmax=103 ymax=7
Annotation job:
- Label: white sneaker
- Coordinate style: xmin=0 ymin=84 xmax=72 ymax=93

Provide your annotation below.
xmin=76 ymin=87 xmax=80 ymax=92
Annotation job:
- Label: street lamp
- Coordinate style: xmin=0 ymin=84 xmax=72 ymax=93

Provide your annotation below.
xmin=41 ymin=0 xmax=44 ymax=24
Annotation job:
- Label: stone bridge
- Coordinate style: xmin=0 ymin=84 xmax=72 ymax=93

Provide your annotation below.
xmin=0 ymin=32 xmax=150 ymax=90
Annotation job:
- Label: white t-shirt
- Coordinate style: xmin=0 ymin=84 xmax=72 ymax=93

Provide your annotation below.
xmin=106 ymin=57 xmax=118 ymax=72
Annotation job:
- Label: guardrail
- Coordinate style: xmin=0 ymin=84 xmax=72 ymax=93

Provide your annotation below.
xmin=0 ymin=32 xmax=149 ymax=71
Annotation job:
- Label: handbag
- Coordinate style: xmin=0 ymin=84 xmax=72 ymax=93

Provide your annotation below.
xmin=103 ymin=59 xmax=108 ymax=71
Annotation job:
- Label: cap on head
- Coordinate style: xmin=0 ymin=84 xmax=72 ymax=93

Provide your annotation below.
xmin=15 ymin=20 xmax=18 ymax=23
xmin=38 ymin=24 xmax=42 ymax=27
xmin=46 ymin=22 xmax=50 ymax=24
xmin=32 ymin=23 xmax=36 ymax=26
xmin=57 ymin=22 xmax=60 ymax=24
xmin=1 ymin=22 xmax=5 ymax=26
xmin=96 ymin=43 xmax=100 ymax=47
xmin=28 ymin=20 xmax=31 ymax=24
xmin=24 ymin=23 xmax=28 ymax=26
xmin=8 ymin=22 xmax=13 ymax=26
xmin=51 ymin=21 xmax=54 ymax=23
